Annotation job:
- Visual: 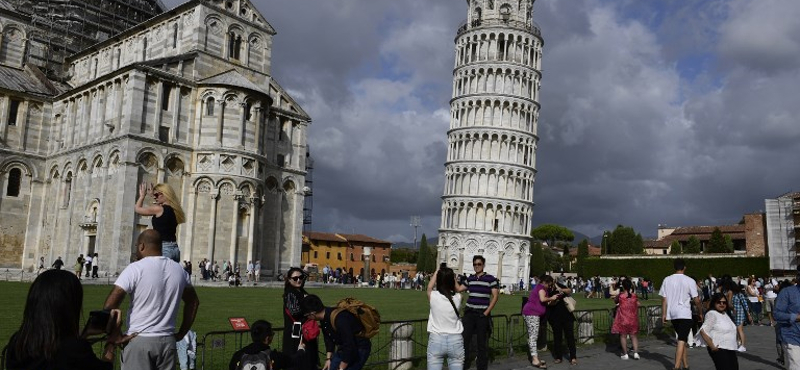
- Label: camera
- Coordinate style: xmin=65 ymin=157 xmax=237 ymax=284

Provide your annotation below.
xmin=291 ymin=321 xmax=302 ymax=339
xmin=88 ymin=309 xmax=111 ymax=329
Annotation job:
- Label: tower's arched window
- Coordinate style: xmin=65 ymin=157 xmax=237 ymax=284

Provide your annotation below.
xmin=6 ymin=168 xmax=21 ymax=197
xmin=228 ymin=32 xmax=242 ymax=60
xmin=205 ymin=97 xmax=215 ymax=116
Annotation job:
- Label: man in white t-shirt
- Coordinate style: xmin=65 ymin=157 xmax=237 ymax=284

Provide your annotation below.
xmin=660 ymin=258 xmax=702 ymax=370
xmin=103 ymin=229 xmax=200 ymax=370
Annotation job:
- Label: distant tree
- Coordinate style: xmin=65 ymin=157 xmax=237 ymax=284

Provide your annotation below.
xmin=669 ymin=240 xmax=682 ymax=255
xmin=724 ymin=235 xmax=734 ymax=253
xmin=390 ymin=248 xmax=417 ymax=263
xmin=530 ymin=243 xmax=546 ymax=276
xmin=608 ymin=225 xmax=644 ymax=254
xmin=531 ymin=224 xmax=575 ymax=248
xmin=684 ymin=236 xmax=702 ymax=254
xmin=576 ymin=239 xmax=589 ymax=276
xmin=416 ymin=234 xmax=435 ymax=273
xmin=543 ymin=247 xmax=563 ymax=273
xmin=706 ymin=228 xmax=727 ymax=253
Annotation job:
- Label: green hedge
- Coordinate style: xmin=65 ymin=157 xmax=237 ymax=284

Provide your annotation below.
xmin=581 ymin=256 xmax=769 ymax=289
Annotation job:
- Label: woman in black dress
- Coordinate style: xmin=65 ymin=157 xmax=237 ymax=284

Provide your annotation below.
xmin=547 ymin=279 xmax=578 ymax=365
xmin=283 ymin=267 xmax=319 ymax=369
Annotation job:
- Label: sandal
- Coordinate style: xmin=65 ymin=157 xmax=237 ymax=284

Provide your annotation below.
xmin=570 ymin=359 xmax=578 ymax=365
xmin=553 ymin=359 xmax=563 ymax=364
xmin=532 ymin=360 xmax=547 ymax=369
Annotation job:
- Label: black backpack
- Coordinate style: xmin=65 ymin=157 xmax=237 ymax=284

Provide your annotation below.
xmin=237 ymin=349 xmax=271 ymax=370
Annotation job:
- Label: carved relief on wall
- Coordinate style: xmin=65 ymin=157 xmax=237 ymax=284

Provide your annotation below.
xmin=197 ymin=180 xmax=212 ymax=194
xmin=107 ymin=152 xmax=120 ymax=175
xmin=5 ymin=27 xmax=21 ymax=42
xmin=206 ymin=17 xmax=223 ymax=35
xmin=220 ymin=182 xmax=235 ymax=196
xmin=197 ymin=153 xmax=214 ymax=171
xmin=242 ymin=158 xmax=254 ymax=176
xmin=220 ymin=155 xmax=235 ymax=172
xmin=166 ymin=157 xmax=184 ymax=177
xmin=249 ymin=37 xmax=260 ymax=50
xmin=154 ymin=25 xmax=163 ymax=41
xmin=138 ymin=152 xmax=158 ymax=173
xmin=183 ymin=11 xmax=196 ymax=27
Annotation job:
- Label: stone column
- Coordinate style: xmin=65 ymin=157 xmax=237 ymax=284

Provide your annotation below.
xmin=389 ymin=323 xmax=414 ymax=370
xmin=229 ymin=193 xmax=240 ymax=268
xmin=182 ymin=189 xmax=196 ymax=263
xmin=206 ymin=190 xmax=219 ymax=261
xmin=216 ymin=100 xmax=225 ymax=145
xmin=253 ymin=107 xmax=262 ymax=154
xmin=576 ymin=310 xmax=594 ymax=345
xmin=246 ymin=198 xmax=257 ymax=266
xmin=239 ymin=102 xmax=247 ymax=148
xmin=171 ymin=85 xmax=181 ymax=143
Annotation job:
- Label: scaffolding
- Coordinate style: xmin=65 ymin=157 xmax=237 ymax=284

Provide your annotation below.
xmin=10 ymin=0 xmax=167 ymax=79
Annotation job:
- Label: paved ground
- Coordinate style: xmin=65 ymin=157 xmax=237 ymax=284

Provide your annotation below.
xmin=490 ymin=324 xmax=782 ymax=370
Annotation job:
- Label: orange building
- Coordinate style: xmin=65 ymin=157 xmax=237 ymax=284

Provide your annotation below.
xmin=302 ymin=231 xmax=392 ymax=278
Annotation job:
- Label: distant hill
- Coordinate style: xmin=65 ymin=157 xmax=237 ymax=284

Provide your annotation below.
xmin=393 ymin=236 xmax=438 ymax=249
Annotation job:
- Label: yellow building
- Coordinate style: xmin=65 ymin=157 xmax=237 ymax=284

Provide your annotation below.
xmin=302 ymin=231 xmax=391 ymax=278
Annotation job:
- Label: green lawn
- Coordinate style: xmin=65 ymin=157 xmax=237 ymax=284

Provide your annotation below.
xmin=0 ymin=281 xmax=659 ymax=350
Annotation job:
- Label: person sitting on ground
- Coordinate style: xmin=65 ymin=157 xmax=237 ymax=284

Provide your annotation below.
xmin=229 ymin=320 xmax=308 ymax=370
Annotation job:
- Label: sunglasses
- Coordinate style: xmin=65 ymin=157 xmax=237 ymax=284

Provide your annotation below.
xmin=473 ymin=263 xmax=483 ymax=266
xmin=290 ymin=276 xmax=305 ymax=281
xmin=716 ymin=301 xmax=727 ymax=305
xmin=153 ymin=192 xmax=163 ymax=197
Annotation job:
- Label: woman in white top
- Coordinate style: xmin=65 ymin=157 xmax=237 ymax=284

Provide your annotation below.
xmin=427 ymin=266 xmax=465 ymax=370
xmin=698 ymin=293 xmax=743 ymax=370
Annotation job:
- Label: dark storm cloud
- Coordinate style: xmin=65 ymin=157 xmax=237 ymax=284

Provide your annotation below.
xmin=161 ymin=0 xmax=800 ymax=242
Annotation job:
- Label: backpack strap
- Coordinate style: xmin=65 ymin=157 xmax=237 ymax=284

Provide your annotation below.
xmin=445 ymin=294 xmax=460 ymax=319
xmin=329 ymin=308 xmax=344 ymax=332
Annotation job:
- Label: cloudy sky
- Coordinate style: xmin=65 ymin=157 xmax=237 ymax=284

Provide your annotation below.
xmin=164 ymin=0 xmax=800 ymax=243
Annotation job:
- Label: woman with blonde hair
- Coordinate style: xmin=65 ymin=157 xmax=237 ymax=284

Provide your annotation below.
xmin=135 ymin=182 xmax=185 ymax=262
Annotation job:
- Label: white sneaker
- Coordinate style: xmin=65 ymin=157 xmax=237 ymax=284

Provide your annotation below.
xmin=620 ymin=354 xmax=629 ymax=360
xmin=633 ymin=352 xmax=640 ymax=360
xmin=737 ymin=345 xmax=746 ymax=352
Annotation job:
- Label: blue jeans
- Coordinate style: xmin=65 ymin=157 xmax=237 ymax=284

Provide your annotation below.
xmin=162 ymin=241 xmax=180 ymax=263
xmin=330 ymin=342 xmax=371 ymax=370
xmin=175 ymin=338 xmax=195 ymax=370
xmin=427 ymin=332 xmax=464 ymax=370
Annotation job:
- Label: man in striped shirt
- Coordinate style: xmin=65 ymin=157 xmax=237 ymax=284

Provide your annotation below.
xmin=457 ymin=255 xmax=499 ymax=370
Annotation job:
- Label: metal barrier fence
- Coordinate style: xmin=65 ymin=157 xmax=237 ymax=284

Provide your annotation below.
xmin=0 ymin=307 xmax=664 ymax=370
xmin=196 ymin=306 xmax=664 ymax=370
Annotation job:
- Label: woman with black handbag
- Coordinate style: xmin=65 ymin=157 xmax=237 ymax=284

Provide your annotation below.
xmin=426 ymin=266 xmax=466 ymax=370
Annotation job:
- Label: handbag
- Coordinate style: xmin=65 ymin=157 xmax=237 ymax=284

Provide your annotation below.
xmin=563 ymin=296 xmax=577 ymax=312
xmin=285 ymin=307 xmax=320 ymax=341
xmin=301 ymin=319 xmax=320 ymax=340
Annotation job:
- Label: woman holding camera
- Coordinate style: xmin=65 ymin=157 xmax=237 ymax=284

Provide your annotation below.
xmin=4 ymin=269 xmax=131 ymax=370
xmin=282 ymin=267 xmax=318 ymax=370
xmin=426 ymin=266 xmax=465 ymax=370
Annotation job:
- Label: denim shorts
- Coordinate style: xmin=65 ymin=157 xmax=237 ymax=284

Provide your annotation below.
xmin=162 ymin=241 xmax=180 ymax=263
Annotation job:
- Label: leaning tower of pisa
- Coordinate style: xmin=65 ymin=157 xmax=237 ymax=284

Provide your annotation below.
xmin=438 ymin=0 xmax=543 ymax=286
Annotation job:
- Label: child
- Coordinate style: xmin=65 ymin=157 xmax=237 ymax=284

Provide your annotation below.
xmin=611 ymin=279 xmax=640 ymax=360
xmin=229 ymin=320 xmax=309 ymax=370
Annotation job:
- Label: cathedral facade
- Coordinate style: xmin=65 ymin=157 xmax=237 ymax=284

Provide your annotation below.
xmin=438 ymin=0 xmax=543 ymax=285
xmin=0 ymin=0 xmax=310 ymax=277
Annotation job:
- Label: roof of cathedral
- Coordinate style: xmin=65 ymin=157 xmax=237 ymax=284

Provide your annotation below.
xmin=199 ymin=69 xmax=271 ymax=96
xmin=0 ymin=0 xmax=14 ymax=11
xmin=0 ymin=65 xmax=69 ymax=96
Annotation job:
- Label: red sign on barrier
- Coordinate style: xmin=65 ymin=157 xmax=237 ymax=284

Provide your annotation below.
xmin=228 ymin=317 xmax=250 ymax=331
